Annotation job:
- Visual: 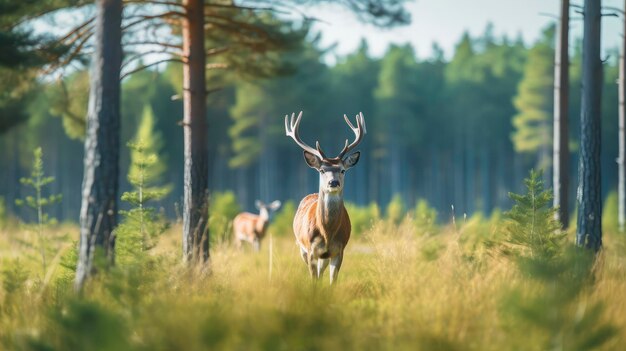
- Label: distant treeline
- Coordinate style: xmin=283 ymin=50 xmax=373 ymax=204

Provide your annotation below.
xmin=0 ymin=24 xmax=620 ymax=222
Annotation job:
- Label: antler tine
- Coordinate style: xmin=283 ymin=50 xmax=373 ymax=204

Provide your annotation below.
xmin=284 ymin=111 xmax=325 ymax=159
xmin=359 ymin=112 xmax=367 ymax=134
xmin=315 ymin=141 xmax=328 ymax=159
xmin=338 ymin=112 xmax=366 ymax=159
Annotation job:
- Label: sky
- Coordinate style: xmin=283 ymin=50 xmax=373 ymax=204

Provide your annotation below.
xmin=306 ymin=0 xmax=624 ymax=62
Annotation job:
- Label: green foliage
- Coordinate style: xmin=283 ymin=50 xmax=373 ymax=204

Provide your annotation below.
xmin=268 ymin=200 xmax=296 ymax=237
xmin=0 ymin=196 xmax=6 ymax=229
xmin=602 ymin=190 xmax=618 ymax=232
xmin=502 ymin=169 xmax=565 ymax=260
xmin=413 ymin=198 xmax=438 ymax=236
xmin=117 ymin=141 xmax=170 ymax=267
xmin=0 ymin=66 xmax=40 ymax=134
xmin=1 ymin=259 xmax=28 ymax=300
xmin=345 ymin=201 xmax=380 ymax=236
xmin=208 ymin=191 xmax=241 ymax=245
xmin=127 ymin=105 xmax=168 ymax=187
xmin=48 ymin=71 xmax=89 ymax=140
xmin=511 ymin=25 xmax=555 ymax=170
xmin=29 ymin=299 xmax=132 ymax=351
xmin=500 ymin=170 xmax=616 ymax=350
xmin=14 ymin=147 xmax=61 ymax=276
xmin=385 ymin=194 xmax=405 ymax=224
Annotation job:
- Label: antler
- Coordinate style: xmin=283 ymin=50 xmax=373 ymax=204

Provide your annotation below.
xmin=338 ymin=112 xmax=367 ymax=159
xmin=285 ymin=111 xmax=327 ymax=159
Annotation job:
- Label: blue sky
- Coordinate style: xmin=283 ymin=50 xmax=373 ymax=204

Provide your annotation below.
xmin=308 ymin=0 xmax=623 ymax=61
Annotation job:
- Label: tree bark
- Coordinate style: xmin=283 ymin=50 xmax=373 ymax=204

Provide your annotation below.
xmin=618 ymin=0 xmax=626 ymax=233
xmin=181 ymin=0 xmax=209 ymax=263
xmin=576 ymin=0 xmax=602 ymax=251
xmin=553 ymin=0 xmax=570 ymax=228
xmin=75 ymin=0 xmax=122 ymax=290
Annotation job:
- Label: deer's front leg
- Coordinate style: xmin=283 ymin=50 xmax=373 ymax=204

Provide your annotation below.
xmin=329 ymin=251 xmax=343 ymax=285
xmin=317 ymin=258 xmax=329 ymax=278
xmin=307 ymin=250 xmax=318 ymax=279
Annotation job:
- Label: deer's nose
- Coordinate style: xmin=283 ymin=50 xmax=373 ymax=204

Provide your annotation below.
xmin=329 ymin=180 xmax=340 ymax=188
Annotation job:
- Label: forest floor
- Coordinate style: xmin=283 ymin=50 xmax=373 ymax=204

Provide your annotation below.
xmin=1 ymin=217 xmax=625 ymax=351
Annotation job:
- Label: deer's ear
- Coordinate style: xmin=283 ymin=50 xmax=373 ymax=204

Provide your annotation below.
xmin=255 ymin=200 xmax=263 ymax=209
xmin=269 ymin=200 xmax=281 ymax=210
xmin=303 ymin=151 xmax=322 ymax=169
xmin=343 ymin=151 xmax=360 ymax=169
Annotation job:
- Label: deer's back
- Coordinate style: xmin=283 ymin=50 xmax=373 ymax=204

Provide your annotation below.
xmin=233 ymin=212 xmax=263 ymax=240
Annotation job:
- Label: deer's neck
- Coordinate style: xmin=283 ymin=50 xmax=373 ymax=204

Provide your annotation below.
xmin=256 ymin=209 xmax=269 ymax=234
xmin=316 ymin=190 xmax=344 ymax=235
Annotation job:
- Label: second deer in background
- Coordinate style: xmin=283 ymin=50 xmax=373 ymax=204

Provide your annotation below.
xmin=233 ymin=200 xmax=281 ymax=251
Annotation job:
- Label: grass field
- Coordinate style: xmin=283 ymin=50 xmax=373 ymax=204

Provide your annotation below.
xmin=1 ymin=208 xmax=625 ymax=350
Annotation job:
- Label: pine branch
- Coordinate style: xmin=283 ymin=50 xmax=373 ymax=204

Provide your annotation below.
xmin=56 ymin=17 xmax=95 ymax=45
xmin=122 ymin=11 xmax=183 ymax=31
xmin=124 ymin=40 xmax=182 ymax=49
xmin=120 ymin=58 xmax=184 ymax=79
xmin=122 ymin=49 xmax=182 ymax=68
xmin=8 ymin=2 xmax=92 ymax=30
xmin=124 ymin=0 xmax=183 ymax=7
xmin=206 ymin=63 xmax=228 ymax=70
xmin=206 ymin=46 xmax=230 ymax=57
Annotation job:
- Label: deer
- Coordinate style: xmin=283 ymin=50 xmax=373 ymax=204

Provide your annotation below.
xmin=233 ymin=200 xmax=281 ymax=251
xmin=285 ymin=111 xmax=366 ymax=284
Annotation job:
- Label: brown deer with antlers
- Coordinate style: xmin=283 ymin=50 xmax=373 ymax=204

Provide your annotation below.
xmin=285 ymin=111 xmax=366 ymax=284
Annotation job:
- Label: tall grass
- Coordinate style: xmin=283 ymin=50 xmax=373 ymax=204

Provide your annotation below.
xmin=0 ymin=181 xmax=625 ymax=350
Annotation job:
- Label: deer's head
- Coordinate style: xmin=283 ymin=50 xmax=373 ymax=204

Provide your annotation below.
xmin=285 ymin=111 xmax=366 ymax=194
xmin=255 ymin=200 xmax=281 ymax=220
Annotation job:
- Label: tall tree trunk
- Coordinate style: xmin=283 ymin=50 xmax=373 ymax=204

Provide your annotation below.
xmin=553 ymin=0 xmax=570 ymax=228
xmin=75 ymin=0 xmax=122 ymax=290
xmin=618 ymin=1 xmax=626 ymax=233
xmin=182 ymin=0 xmax=208 ymax=263
xmin=576 ymin=0 xmax=602 ymax=251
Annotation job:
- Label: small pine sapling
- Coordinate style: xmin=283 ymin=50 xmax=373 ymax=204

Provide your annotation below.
xmin=502 ymin=169 xmax=566 ymax=260
xmin=500 ymin=170 xmax=616 ymax=350
xmin=15 ymin=147 xmax=62 ymax=276
xmin=117 ymin=141 xmax=170 ymax=266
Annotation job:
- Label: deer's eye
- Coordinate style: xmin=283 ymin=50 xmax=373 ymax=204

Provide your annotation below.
xmin=341 ymin=169 xmax=346 ymax=174
xmin=320 ymin=169 xmax=325 ymax=174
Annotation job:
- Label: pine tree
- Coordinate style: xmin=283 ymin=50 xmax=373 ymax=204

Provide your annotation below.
xmin=501 ymin=170 xmax=616 ymax=350
xmin=15 ymin=147 xmax=62 ymax=276
xmin=117 ymin=138 xmax=169 ymax=267
xmin=511 ymin=26 xmax=555 ymax=176
xmin=502 ymin=169 xmax=565 ymax=260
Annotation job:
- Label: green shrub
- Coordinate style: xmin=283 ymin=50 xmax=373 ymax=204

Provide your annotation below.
xmin=269 ymin=200 xmax=296 ymax=237
xmin=345 ymin=202 xmax=380 ymax=236
xmin=117 ymin=141 xmax=170 ymax=267
xmin=500 ymin=170 xmax=616 ymax=350
xmin=208 ymin=191 xmax=241 ymax=245
xmin=385 ymin=194 xmax=405 ymax=225
xmin=14 ymin=147 xmax=62 ymax=276
xmin=602 ymin=190 xmax=618 ymax=232
xmin=0 ymin=196 xmax=6 ymax=229
xmin=413 ymin=198 xmax=437 ymax=236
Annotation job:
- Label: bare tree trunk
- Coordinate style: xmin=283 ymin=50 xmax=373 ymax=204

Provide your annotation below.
xmin=553 ymin=0 xmax=570 ymax=228
xmin=618 ymin=1 xmax=626 ymax=233
xmin=181 ymin=0 xmax=209 ymax=264
xmin=576 ymin=0 xmax=602 ymax=251
xmin=75 ymin=0 xmax=122 ymax=290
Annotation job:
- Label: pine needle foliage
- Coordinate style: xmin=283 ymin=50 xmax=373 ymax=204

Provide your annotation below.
xmin=117 ymin=141 xmax=169 ymax=267
xmin=14 ymin=147 xmax=62 ymax=276
xmin=502 ymin=169 xmax=565 ymax=260
xmin=501 ymin=170 xmax=616 ymax=350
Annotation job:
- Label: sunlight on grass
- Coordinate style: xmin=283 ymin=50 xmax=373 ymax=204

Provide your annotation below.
xmin=1 ymin=212 xmax=624 ymax=350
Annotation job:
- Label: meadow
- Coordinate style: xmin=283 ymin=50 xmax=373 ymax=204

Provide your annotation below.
xmin=1 ymin=176 xmax=625 ymax=351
